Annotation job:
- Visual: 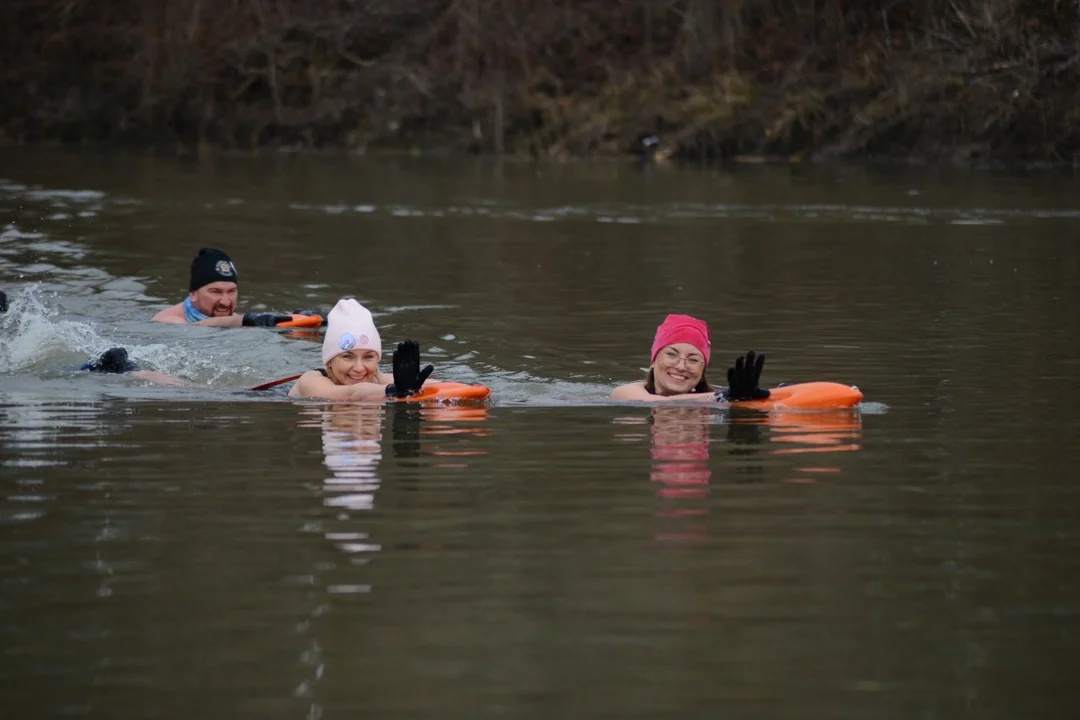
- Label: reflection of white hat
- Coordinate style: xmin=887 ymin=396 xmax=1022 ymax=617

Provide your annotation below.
xmin=322 ymin=299 xmax=381 ymax=367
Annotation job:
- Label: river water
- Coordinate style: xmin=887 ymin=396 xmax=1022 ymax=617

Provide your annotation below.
xmin=1 ymin=149 xmax=1079 ymax=718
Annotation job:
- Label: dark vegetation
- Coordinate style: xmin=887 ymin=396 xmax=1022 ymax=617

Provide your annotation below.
xmin=3 ymin=0 xmax=1079 ymax=162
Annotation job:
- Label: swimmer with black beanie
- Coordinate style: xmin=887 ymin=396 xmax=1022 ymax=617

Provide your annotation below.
xmin=151 ymin=248 xmax=294 ymax=327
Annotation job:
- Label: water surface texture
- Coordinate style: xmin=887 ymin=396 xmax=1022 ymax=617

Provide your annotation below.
xmin=2 ymin=149 xmax=1079 ymax=719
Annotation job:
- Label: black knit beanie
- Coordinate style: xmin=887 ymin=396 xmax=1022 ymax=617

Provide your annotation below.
xmin=190 ymin=248 xmax=238 ymax=291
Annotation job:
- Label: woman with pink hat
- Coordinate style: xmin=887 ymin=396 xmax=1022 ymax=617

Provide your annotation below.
xmin=289 ymin=298 xmax=434 ymax=400
xmin=611 ymin=314 xmax=770 ymax=403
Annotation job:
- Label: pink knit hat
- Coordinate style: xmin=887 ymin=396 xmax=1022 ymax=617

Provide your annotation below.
xmin=650 ymin=314 xmax=711 ymax=366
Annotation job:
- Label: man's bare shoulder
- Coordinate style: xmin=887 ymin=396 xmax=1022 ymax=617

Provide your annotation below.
xmin=151 ymin=303 xmax=187 ymax=324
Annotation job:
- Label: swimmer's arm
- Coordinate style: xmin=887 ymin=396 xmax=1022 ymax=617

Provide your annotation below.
xmin=131 ymin=370 xmax=190 ymax=387
xmin=611 ymin=382 xmax=716 ymax=403
xmin=150 ymin=305 xmax=242 ymax=326
xmin=292 ymin=371 xmax=391 ymax=401
xmin=190 ymin=314 xmax=243 ymax=327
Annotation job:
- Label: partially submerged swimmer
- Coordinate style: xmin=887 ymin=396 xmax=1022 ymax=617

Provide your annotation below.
xmin=289 ymin=298 xmax=433 ymax=401
xmin=611 ymin=314 xmax=771 ymax=403
xmin=80 ymin=347 xmax=186 ymax=386
xmin=151 ymin=248 xmax=297 ymax=328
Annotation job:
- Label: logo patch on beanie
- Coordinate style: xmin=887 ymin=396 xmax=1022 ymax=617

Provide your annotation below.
xmin=358 ymin=334 xmax=369 ymax=346
xmin=338 ymin=333 xmax=356 ymax=351
xmin=215 ymin=260 xmax=235 ymax=277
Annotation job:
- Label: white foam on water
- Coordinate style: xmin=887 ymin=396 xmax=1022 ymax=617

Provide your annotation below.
xmin=0 ymin=225 xmax=46 ymax=241
xmin=14 ymin=263 xmax=59 ymax=275
xmin=0 ymin=286 xmax=105 ymax=372
xmin=24 ymin=189 xmax=105 ymax=203
xmin=0 ymin=286 xmax=246 ymax=384
xmin=23 ymin=240 xmax=86 ymax=258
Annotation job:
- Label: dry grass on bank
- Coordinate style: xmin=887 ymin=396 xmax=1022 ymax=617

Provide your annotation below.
xmin=2 ymin=0 xmax=1078 ymax=162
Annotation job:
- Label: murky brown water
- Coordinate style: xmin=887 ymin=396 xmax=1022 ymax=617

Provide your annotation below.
xmin=2 ymin=149 xmax=1080 ymax=718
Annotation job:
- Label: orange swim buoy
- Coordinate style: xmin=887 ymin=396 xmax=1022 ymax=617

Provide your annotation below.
xmin=275 ymin=313 xmax=323 ymax=328
xmin=397 ymin=382 xmax=492 ymax=403
xmin=729 ymin=382 xmax=863 ymax=411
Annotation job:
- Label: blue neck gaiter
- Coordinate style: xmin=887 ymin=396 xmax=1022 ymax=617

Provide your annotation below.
xmin=183 ymin=296 xmax=210 ymax=324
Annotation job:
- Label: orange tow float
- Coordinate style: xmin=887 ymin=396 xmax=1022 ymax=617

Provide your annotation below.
xmin=397 ymin=382 xmax=492 ymax=403
xmin=729 ymin=382 xmax=863 ymax=411
xmin=275 ymin=313 xmax=324 ymax=328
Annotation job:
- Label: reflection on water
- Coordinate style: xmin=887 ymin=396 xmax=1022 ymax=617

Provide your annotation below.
xmin=421 ymin=405 xmax=492 ymax=468
xmin=648 ymin=406 xmax=712 ymax=543
xmin=732 ymin=409 xmax=863 ymax=483
xmin=3 ymin=151 xmax=1080 ymax=719
xmin=297 ymin=402 xmax=493 ymax=597
xmin=288 ymin=402 xmax=494 ymax=719
xmin=615 ymin=406 xmax=865 ymax=544
xmin=310 ymin=404 xmax=384 ymax=514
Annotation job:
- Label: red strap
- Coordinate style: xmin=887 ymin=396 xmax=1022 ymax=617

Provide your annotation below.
xmin=250 ymin=374 xmax=302 ymax=391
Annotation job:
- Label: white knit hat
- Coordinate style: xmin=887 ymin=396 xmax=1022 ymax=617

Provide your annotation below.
xmin=322 ymin=298 xmax=382 ymax=367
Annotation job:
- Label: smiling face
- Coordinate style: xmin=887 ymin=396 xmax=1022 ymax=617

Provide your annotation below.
xmin=651 ymin=342 xmax=707 ymax=395
xmin=326 ymin=349 xmax=381 ymax=386
xmin=189 ymin=281 xmax=238 ymax=317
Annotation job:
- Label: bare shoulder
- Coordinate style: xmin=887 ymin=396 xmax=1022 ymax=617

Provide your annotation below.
xmin=291 ymin=370 xmax=330 ymax=397
xmin=610 ymin=382 xmax=650 ymax=400
xmin=151 ymin=304 xmax=186 ymax=324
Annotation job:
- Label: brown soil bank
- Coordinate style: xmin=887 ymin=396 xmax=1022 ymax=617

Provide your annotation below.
xmin=3 ymin=0 xmax=1079 ymax=163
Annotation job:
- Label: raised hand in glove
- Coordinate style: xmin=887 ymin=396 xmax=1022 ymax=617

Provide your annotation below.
xmin=385 ymin=339 xmax=434 ymax=398
xmin=242 ymin=312 xmax=294 ymax=327
xmin=716 ymin=350 xmax=771 ymax=402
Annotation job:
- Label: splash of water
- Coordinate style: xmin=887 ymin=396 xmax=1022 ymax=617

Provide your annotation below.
xmin=0 ymin=285 xmax=106 ymax=373
xmin=0 ymin=284 xmax=269 ymax=385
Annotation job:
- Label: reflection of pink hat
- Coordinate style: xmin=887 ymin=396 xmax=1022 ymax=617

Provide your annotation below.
xmin=650 ymin=314 xmax=711 ymax=366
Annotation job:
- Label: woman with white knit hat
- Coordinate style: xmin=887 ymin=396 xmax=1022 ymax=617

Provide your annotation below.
xmin=288 ymin=298 xmax=433 ymax=400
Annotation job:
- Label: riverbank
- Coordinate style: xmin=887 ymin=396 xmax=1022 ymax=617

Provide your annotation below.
xmin=3 ymin=0 xmax=1078 ymax=164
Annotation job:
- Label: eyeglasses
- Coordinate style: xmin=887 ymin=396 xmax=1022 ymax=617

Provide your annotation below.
xmin=659 ymin=349 xmax=704 ymax=371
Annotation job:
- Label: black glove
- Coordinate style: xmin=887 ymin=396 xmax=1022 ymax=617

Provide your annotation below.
xmin=717 ymin=350 xmax=771 ymax=402
xmin=242 ymin=312 xmax=293 ymax=327
xmin=385 ymin=339 xmax=434 ymax=398
xmin=82 ymin=347 xmax=140 ymax=374
xmin=0 ymin=290 xmax=7 ymax=313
